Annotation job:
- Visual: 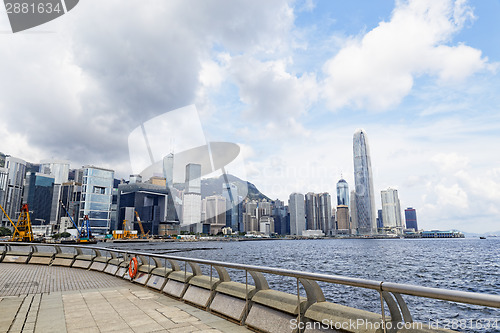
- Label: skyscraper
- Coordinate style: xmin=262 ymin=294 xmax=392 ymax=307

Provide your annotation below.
xmin=222 ymin=182 xmax=239 ymax=231
xmin=336 ymin=179 xmax=349 ymax=206
xmin=405 ymin=207 xmax=418 ymax=231
xmin=289 ymin=193 xmax=305 ymax=236
xmin=353 ymin=129 xmax=376 ymax=235
xmin=204 ymin=195 xmax=226 ymax=234
xmin=349 ymin=190 xmax=357 ymax=233
xmin=305 ymin=192 xmax=317 ymax=230
xmin=381 ymin=188 xmax=403 ymax=233
xmin=182 ymin=163 xmax=201 ymax=227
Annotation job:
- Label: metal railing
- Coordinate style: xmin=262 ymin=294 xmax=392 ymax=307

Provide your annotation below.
xmin=2 ymin=242 xmax=500 ymax=332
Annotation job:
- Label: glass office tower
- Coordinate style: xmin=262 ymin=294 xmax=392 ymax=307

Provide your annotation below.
xmin=353 ymin=129 xmax=377 ymax=235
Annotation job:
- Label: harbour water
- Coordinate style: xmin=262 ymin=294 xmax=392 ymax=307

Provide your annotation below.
xmin=104 ymin=238 xmax=500 ymax=332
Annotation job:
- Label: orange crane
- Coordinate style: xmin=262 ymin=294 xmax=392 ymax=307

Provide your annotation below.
xmin=0 ymin=203 xmax=33 ymax=242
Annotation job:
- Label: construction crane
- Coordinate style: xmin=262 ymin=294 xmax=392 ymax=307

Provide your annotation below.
xmin=59 ymin=200 xmax=94 ymax=243
xmin=134 ymin=211 xmax=148 ymax=238
xmin=0 ymin=203 xmax=33 ymax=242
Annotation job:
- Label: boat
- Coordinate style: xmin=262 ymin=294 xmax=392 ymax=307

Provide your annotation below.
xmin=480 ymin=236 xmax=486 ymax=239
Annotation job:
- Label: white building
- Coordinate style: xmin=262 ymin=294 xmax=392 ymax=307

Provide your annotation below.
xmin=381 ymin=188 xmax=403 ymax=233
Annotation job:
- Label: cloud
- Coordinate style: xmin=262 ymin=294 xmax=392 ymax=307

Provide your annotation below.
xmin=322 ymin=0 xmax=489 ymax=111
xmin=229 ymin=56 xmax=318 ymax=121
xmin=0 ymin=0 xmax=297 ymax=174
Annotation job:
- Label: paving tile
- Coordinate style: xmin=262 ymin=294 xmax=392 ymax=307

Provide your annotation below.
xmin=0 ymin=263 xmax=251 ymax=333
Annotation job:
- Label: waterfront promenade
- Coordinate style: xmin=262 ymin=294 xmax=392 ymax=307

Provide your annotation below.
xmin=0 ymin=263 xmax=250 ymax=333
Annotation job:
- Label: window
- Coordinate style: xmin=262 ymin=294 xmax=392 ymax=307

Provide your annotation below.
xmin=94 ymin=186 xmax=106 ymax=194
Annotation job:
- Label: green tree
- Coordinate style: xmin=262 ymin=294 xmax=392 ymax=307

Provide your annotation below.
xmin=0 ymin=227 xmax=12 ymax=236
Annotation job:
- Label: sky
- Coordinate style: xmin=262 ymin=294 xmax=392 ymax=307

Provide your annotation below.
xmin=1 ymin=0 xmax=500 ymax=233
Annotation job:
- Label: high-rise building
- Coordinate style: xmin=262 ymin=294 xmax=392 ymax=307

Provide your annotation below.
xmin=349 ymin=189 xmax=357 ymax=233
xmin=318 ymin=193 xmax=332 ymax=234
xmin=381 ymin=188 xmax=403 ymax=233
xmin=222 ymin=183 xmax=239 ymax=231
xmin=353 ymin=129 xmax=377 ymax=235
xmin=1 ymin=156 xmax=26 ymax=227
xmin=163 ymin=153 xmax=174 ymax=187
xmin=305 ymin=192 xmax=317 ymax=230
xmin=79 ymin=165 xmax=114 ymax=235
xmin=182 ymin=164 xmax=202 ymax=227
xmin=23 ymin=172 xmax=55 ymax=225
xmin=40 ymin=160 xmax=70 ymax=184
xmin=0 ymin=167 xmax=8 ymax=221
xmin=204 ymin=195 xmax=226 ymax=234
xmin=289 ymin=193 xmax=305 ymax=236
xmin=259 ymin=215 xmax=274 ymax=235
xmin=405 ymin=207 xmax=418 ymax=231
xmin=336 ymin=179 xmax=349 ymax=206
xmin=305 ymin=192 xmax=332 ymax=234
xmin=243 ymin=200 xmax=258 ymax=232
xmin=336 ymin=205 xmax=349 ymax=230
xmin=272 ymin=199 xmax=288 ymax=235
xmin=377 ymin=209 xmax=383 ymax=230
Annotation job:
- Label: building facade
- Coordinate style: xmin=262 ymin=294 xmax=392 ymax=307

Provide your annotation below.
xmin=353 ymin=129 xmax=377 ymax=235
xmin=404 ymin=207 xmax=418 ymax=231
xmin=336 ymin=179 xmax=349 ymax=206
xmin=289 ymin=193 xmax=305 ymax=236
xmin=79 ymin=166 xmax=114 ymax=235
xmin=117 ymin=182 xmax=168 ymax=235
xmin=182 ymin=164 xmax=202 ymax=227
xmin=381 ymin=188 xmax=403 ymax=233
xmin=1 ymin=156 xmax=26 ymax=227
xmin=23 ymin=172 xmax=55 ymax=225
xmin=204 ymin=195 xmax=226 ymax=235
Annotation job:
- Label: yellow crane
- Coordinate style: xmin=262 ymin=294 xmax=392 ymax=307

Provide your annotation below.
xmin=0 ymin=203 xmax=33 ymax=242
xmin=134 ymin=211 xmax=149 ymax=238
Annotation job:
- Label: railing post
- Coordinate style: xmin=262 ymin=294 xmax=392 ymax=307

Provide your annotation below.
xmin=379 ymin=290 xmax=387 ymax=333
xmin=296 ymin=277 xmax=301 ymax=333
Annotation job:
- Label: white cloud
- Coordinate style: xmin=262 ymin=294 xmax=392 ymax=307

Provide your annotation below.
xmin=230 ymin=56 xmax=318 ymax=121
xmin=322 ymin=0 xmax=489 ymax=111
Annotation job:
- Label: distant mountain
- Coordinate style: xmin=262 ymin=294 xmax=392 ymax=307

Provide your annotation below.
xmin=462 ymin=231 xmax=500 ymax=237
xmin=174 ymin=174 xmax=270 ymax=201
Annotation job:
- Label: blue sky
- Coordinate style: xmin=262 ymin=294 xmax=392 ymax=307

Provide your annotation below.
xmin=1 ymin=0 xmax=499 ymax=232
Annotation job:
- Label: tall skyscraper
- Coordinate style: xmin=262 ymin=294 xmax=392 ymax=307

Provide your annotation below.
xmin=336 ymin=179 xmax=349 ymax=206
xmin=318 ymin=193 xmax=332 ymax=234
xmin=305 ymin=192 xmax=317 ymax=230
xmin=182 ymin=163 xmax=202 ymax=227
xmin=381 ymin=188 xmax=403 ymax=233
xmin=353 ymin=129 xmax=377 ymax=235
xmin=222 ymin=182 xmax=239 ymax=231
xmin=404 ymin=207 xmax=418 ymax=231
xmin=289 ymin=193 xmax=305 ymax=236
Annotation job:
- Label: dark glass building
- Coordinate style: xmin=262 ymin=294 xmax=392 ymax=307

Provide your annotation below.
xmin=23 ymin=172 xmax=55 ymax=225
xmin=404 ymin=207 xmax=418 ymax=230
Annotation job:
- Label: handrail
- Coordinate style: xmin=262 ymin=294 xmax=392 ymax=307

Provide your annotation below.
xmin=2 ymin=242 xmax=500 ymax=310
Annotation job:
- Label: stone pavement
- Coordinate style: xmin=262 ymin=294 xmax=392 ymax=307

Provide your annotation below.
xmin=0 ymin=263 xmax=250 ymax=333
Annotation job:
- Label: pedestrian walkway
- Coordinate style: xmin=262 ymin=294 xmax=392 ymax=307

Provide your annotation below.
xmin=0 ymin=263 xmax=250 ymax=333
